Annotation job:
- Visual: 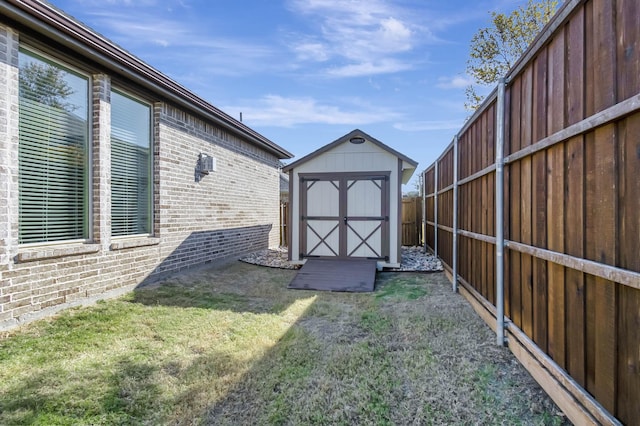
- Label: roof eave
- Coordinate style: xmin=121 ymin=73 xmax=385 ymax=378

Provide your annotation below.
xmin=283 ymin=129 xmax=418 ymax=172
xmin=2 ymin=0 xmax=293 ymax=160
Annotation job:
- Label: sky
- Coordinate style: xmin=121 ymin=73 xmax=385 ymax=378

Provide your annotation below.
xmin=47 ymin=0 xmax=531 ymax=191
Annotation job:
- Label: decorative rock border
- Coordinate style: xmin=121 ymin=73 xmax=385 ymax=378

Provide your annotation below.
xmin=239 ymin=247 xmax=300 ymax=270
xmin=387 ymin=246 xmax=443 ymax=272
xmin=239 ymin=246 xmax=443 ymax=272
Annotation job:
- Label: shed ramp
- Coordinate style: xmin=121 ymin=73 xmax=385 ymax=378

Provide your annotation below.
xmin=287 ymin=258 xmax=376 ymax=292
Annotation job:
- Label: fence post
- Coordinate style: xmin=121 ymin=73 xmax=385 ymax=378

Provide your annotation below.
xmin=452 ymin=136 xmax=459 ymax=293
xmin=280 ymin=201 xmax=287 ymax=246
xmin=434 ymin=161 xmax=438 ymax=258
xmin=421 ymin=172 xmax=426 ymax=250
xmin=496 ymin=77 xmax=506 ymax=346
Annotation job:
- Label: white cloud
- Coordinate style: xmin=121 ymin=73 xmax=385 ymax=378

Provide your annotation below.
xmin=73 ymin=0 xmax=161 ymax=7
xmin=378 ymin=17 xmax=412 ymax=51
xmin=394 ymin=119 xmax=463 ymax=132
xmin=83 ymin=11 xmax=276 ymax=76
xmin=286 ymin=0 xmax=429 ymax=77
xmin=224 ymin=95 xmax=401 ymax=127
xmin=368 ymin=78 xmax=381 ymax=90
xmin=291 ymin=39 xmax=330 ymax=62
xmin=437 ymin=75 xmax=474 ymax=89
xmin=326 ymin=59 xmax=412 ymax=77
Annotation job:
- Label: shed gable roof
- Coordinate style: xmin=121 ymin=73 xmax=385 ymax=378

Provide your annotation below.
xmin=283 ymin=129 xmax=418 ymax=173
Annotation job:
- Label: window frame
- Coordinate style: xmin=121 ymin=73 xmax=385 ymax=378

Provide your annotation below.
xmin=109 ymin=87 xmax=154 ymax=238
xmin=17 ymin=45 xmax=93 ymax=247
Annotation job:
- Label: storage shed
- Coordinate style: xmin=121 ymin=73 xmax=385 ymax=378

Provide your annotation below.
xmin=284 ymin=129 xmax=418 ymax=268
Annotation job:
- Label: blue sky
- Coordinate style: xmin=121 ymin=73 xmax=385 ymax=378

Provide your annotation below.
xmin=48 ymin=0 xmax=529 ymax=190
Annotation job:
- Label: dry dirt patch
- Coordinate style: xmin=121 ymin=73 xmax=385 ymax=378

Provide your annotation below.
xmin=199 ymin=263 xmax=567 ymax=425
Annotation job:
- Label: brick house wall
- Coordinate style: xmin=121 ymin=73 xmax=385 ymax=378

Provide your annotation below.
xmin=0 ymin=19 xmax=287 ymax=330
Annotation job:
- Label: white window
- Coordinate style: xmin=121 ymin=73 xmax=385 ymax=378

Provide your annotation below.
xmin=110 ymin=90 xmax=152 ymax=236
xmin=18 ymin=48 xmax=90 ymax=244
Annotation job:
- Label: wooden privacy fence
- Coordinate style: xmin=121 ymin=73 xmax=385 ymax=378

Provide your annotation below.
xmin=401 ymin=196 xmax=422 ymax=246
xmin=422 ymin=1 xmax=639 ymax=425
xmin=279 ymin=201 xmax=288 ymax=247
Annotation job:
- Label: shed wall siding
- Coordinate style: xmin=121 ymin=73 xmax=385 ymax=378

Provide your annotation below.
xmin=290 ymin=140 xmax=401 ymax=265
xmin=0 ymin=23 xmax=281 ymax=330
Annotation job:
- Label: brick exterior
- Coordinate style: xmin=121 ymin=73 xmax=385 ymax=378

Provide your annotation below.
xmin=0 ymin=23 xmax=282 ymax=330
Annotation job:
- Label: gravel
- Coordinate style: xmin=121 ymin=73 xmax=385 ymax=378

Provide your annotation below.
xmin=239 ymin=246 xmax=443 ymax=272
xmin=238 ymin=247 xmax=299 ymax=270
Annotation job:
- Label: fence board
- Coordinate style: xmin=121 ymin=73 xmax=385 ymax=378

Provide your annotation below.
xmin=595 ymin=277 xmax=617 ymax=414
xmin=565 ymin=135 xmax=586 ymax=386
xmin=548 ymin=30 xmax=565 ymax=134
xmin=509 ymin=160 xmax=522 ymax=329
xmin=546 ymin=31 xmax=566 ymax=366
xmin=532 ymin=48 xmax=548 ymax=352
xmin=584 ymin=0 xmax=595 ymax=117
xmin=564 ymin=6 xmax=587 ymax=388
xmin=532 ymin=150 xmax=547 ymax=352
xmin=478 ymin=113 xmax=487 ymax=299
xmin=521 ymin=66 xmax=533 ymax=148
xmin=616 ymin=113 xmax=640 ymax=426
xmin=588 ymin=124 xmax=617 ymax=412
xmin=470 ymin=179 xmax=477 ymax=292
xmin=590 ymin=0 xmax=616 ymax=115
xmin=566 ymin=6 xmax=585 ymax=126
xmin=402 ymin=197 xmax=422 ymax=247
xmin=487 ymin=104 xmax=496 ymax=165
xmin=466 ymin=183 xmax=472 ymax=286
xmin=618 ymin=286 xmax=640 ymax=425
xmin=616 ymin=0 xmax=640 ymax=102
xmin=504 ymin=164 xmax=511 ymax=318
xmin=520 ymin=156 xmax=533 ymax=337
xmin=481 ymin=173 xmax=488 ymax=299
xmin=510 ymin=77 xmax=522 ymax=155
xmin=619 ymin=114 xmax=640 ymax=274
xmin=546 ymin=142 xmax=565 ymax=368
xmin=585 ymin=273 xmax=597 ymax=397
xmin=280 ymin=202 xmax=288 ymax=246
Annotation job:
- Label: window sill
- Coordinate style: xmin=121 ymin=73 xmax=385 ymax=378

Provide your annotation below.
xmin=110 ymin=237 xmax=160 ymax=251
xmin=17 ymin=243 xmax=101 ymax=263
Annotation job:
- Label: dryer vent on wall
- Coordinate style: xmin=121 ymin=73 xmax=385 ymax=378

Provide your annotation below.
xmin=198 ymin=153 xmax=216 ymax=175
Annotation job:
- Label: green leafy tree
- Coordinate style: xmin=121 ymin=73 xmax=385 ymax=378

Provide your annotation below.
xmin=465 ymin=0 xmax=558 ymax=111
xmin=19 ymin=62 xmax=76 ymax=111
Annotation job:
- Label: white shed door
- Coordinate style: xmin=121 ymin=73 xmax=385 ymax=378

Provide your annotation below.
xmin=300 ymin=173 xmax=389 ymax=261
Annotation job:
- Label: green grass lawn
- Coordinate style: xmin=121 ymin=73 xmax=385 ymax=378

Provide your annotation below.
xmin=0 ymin=262 xmax=566 ymax=425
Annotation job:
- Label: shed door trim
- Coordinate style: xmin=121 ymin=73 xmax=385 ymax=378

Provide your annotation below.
xmin=300 ymin=172 xmax=390 ymax=261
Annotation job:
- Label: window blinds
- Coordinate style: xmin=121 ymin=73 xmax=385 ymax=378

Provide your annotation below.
xmin=18 ymin=50 xmax=89 ymax=244
xmin=110 ymin=90 xmax=151 ymax=236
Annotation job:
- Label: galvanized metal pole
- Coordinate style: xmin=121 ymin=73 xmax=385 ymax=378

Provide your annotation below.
xmin=452 ymin=136 xmax=459 ymax=293
xmin=496 ymin=78 xmax=506 ymax=346
xmin=421 ymin=171 xmax=426 ymax=252
xmin=433 ymin=161 xmax=438 ymax=258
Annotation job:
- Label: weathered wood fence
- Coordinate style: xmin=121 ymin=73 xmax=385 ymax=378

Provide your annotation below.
xmin=422 ymin=1 xmax=639 ymax=424
xmin=401 ymin=196 xmax=423 ymax=246
xmin=279 ymin=201 xmax=288 ymax=247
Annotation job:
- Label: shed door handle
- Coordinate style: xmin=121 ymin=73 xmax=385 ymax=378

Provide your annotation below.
xmin=343 ymin=216 xmax=347 ymax=224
